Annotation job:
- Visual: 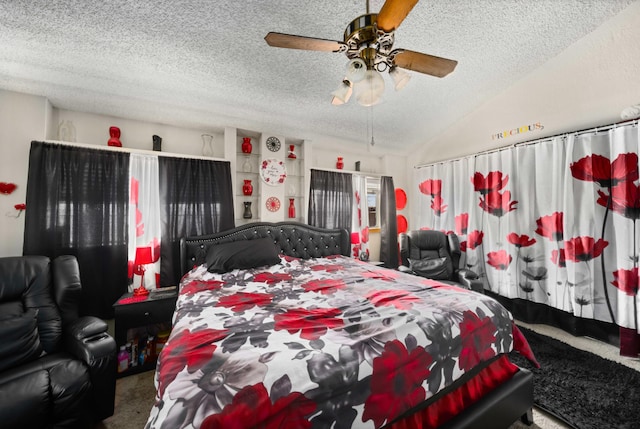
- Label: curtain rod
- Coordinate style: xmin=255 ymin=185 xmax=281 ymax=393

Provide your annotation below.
xmin=414 ymin=117 xmax=639 ymax=169
xmin=42 ymin=140 xmax=229 ymax=163
xmin=311 ymin=167 xmax=385 ymax=178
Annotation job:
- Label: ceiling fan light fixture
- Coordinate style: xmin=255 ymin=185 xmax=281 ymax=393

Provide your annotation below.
xmin=331 ymin=79 xmax=353 ymax=105
xmin=354 ymin=69 xmax=384 ymax=107
xmin=346 ymin=58 xmax=367 ymax=83
xmin=390 ymin=66 xmax=411 ymax=91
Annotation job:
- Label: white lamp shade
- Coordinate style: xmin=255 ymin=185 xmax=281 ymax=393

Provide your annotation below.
xmin=331 ymin=80 xmax=353 ymax=105
xmin=354 ymin=69 xmax=385 ymax=107
xmin=390 ymin=67 xmax=411 ymax=90
xmin=346 ymin=58 xmax=366 ymax=83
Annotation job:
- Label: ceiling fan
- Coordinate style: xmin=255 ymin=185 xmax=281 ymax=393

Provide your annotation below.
xmin=264 ymin=0 xmax=458 ymax=106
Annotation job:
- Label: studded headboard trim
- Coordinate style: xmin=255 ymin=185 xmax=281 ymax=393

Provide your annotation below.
xmin=180 ymin=222 xmax=350 ymax=275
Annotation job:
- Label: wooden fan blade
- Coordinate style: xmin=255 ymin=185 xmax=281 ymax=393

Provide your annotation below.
xmin=265 ymin=32 xmax=346 ymax=52
xmin=393 ymin=50 xmax=458 ymax=78
xmin=377 ymin=0 xmax=419 ymax=32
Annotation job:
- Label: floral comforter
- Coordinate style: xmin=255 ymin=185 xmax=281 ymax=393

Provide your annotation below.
xmin=146 ymin=255 xmax=533 ymax=429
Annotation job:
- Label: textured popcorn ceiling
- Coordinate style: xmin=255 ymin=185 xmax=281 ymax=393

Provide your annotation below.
xmin=0 ymin=1 xmax=633 ymax=153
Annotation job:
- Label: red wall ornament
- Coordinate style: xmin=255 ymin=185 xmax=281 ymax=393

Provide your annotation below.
xmin=0 ymin=182 xmax=17 ymax=194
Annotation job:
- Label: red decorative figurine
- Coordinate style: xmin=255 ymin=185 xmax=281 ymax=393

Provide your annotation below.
xmin=108 ymin=126 xmax=122 ymax=147
xmin=288 ymin=198 xmax=296 ymax=218
xmin=242 ymin=180 xmax=253 ymax=196
xmin=288 ymin=145 xmax=297 ymax=159
xmin=242 ymin=137 xmax=252 ymax=154
xmin=336 ymin=157 xmax=344 ymax=169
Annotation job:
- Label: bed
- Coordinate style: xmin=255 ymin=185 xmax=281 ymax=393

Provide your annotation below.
xmin=145 ymin=222 xmax=537 ymax=429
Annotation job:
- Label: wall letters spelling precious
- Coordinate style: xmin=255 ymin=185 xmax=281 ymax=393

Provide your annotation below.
xmin=492 ymin=123 xmax=544 ymax=140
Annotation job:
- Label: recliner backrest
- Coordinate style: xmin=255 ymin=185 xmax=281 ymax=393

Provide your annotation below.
xmin=402 ymin=230 xmax=454 ymax=280
xmin=0 ymin=256 xmax=63 ymax=353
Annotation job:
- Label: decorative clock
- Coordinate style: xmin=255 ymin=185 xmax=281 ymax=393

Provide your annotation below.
xmin=266 ymin=136 xmax=281 ymax=152
xmin=266 ymin=197 xmax=281 ymax=212
xmin=260 ymin=158 xmax=287 ymax=186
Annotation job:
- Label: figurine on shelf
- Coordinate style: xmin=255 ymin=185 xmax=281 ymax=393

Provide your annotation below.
xmin=108 ymin=126 xmax=122 ymax=147
xmin=288 ymin=145 xmax=297 ymax=159
xmin=243 ymin=201 xmax=252 ymax=219
xmin=336 ymin=157 xmax=344 ymax=170
xmin=288 ymin=198 xmax=296 ymax=218
xmin=152 ymin=135 xmax=162 ymax=151
xmin=242 ymin=137 xmax=252 ymax=154
xmin=242 ymin=180 xmax=253 ymax=196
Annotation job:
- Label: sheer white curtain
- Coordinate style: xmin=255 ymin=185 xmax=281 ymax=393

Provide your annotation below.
xmin=128 ymin=154 xmax=162 ymax=292
xmin=414 ymin=122 xmax=640 ymax=354
xmin=351 ymin=174 xmax=370 ymax=259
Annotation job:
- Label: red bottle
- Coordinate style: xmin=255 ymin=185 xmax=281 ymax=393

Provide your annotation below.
xmin=241 ymin=137 xmax=252 ymax=154
xmin=242 ymin=180 xmax=253 ymax=196
xmin=288 ymin=198 xmax=296 ymax=218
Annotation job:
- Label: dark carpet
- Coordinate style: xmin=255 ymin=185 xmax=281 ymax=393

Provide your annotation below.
xmin=509 ymin=326 xmax=640 ymax=429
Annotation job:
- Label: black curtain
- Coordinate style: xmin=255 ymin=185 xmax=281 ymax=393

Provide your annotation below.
xmin=23 ymin=141 xmax=130 ymax=318
xmin=308 ymin=169 xmax=353 ymax=232
xmin=158 ymin=156 xmax=234 ymax=286
xmin=379 ymin=175 xmax=399 ymax=268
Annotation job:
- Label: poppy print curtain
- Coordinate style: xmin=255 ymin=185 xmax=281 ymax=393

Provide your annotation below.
xmin=413 ymin=122 xmax=640 ymax=355
xmin=127 ymin=153 xmax=161 ymax=292
xmin=351 ymin=174 xmax=370 ymax=260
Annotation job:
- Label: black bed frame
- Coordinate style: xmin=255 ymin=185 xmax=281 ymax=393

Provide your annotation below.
xmin=180 ymin=221 xmax=534 ymax=428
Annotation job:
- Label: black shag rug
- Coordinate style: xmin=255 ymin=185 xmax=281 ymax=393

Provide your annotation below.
xmin=509 ymin=326 xmax=640 ymax=429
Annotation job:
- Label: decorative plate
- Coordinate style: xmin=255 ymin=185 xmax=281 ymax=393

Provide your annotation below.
xmin=260 ymin=158 xmax=287 ymax=186
xmin=266 ymin=136 xmax=281 ymax=152
xmin=266 ymin=196 xmax=281 ymax=212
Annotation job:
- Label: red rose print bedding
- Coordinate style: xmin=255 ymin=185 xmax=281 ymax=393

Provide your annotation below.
xmin=145 ymin=255 xmax=535 ymax=429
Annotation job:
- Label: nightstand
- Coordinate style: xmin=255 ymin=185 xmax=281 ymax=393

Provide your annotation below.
xmin=112 ymin=287 xmax=178 ymax=377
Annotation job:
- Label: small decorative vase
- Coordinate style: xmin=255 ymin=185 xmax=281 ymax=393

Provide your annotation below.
xmin=242 ymin=180 xmax=253 ymax=196
xmin=201 ymin=134 xmax=214 ymax=156
xmin=288 ymin=198 xmax=296 ymax=218
xmin=242 ymin=157 xmax=252 ymax=173
xmin=152 ymin=135 xmax=162 ymax=151
xmin=288 ymin=145 xmax=297 ymax=159
xmin=108 ymin=126 xmax=122 ymax=147
xmin=243 ymin=201 xmax=252 ymax=219
xmin=336 ymin=157 xmax=344 ymax=170
xmin=242 ymin=137 xmax=252 ymax=154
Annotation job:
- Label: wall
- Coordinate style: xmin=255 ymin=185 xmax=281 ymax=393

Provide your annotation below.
xmin=0 ymin=90 xmax=49 ymax=256
xmin=0 ymin=90 xmax=410 ymax=257
xmin=53 ymin=109 xmax=225 ymax=158
xmin=416 ymin=1 xmax=640 ymax=165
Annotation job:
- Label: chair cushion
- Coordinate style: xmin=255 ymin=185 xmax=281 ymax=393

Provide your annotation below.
xmin=409 ymin=257 xmax=453 ymax=280
xmin=0 ymin=309 xmax=43 ymax=372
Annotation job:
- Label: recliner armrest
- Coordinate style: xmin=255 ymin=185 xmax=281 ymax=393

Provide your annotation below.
xmin=398 ymin=265 xmax=414 ymax=274
xmin=64 ymin=316 xmax=114 ymax=366
xmin=454 ymin=269 xmax=484 ymax=293
xmin=64 ymin=316 xmax=116 ymax=421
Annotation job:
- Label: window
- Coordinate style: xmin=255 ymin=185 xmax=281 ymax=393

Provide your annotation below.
xmin=366 ymin=177 xmax=380 ymax=229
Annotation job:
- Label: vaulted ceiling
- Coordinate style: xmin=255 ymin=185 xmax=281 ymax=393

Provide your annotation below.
xmin=0 ymin=1 xmax=634 ymax=153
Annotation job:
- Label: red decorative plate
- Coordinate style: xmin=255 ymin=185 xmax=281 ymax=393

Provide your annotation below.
xmin=397 ymin=214 xmax=408 ymax=233
xmin=266 ymin=196 xmax=281 ymax=212
xmin=395 ymin=188 xmax=407 ymax=210
xmin=260 ymin=159 xmax=287 ymax=186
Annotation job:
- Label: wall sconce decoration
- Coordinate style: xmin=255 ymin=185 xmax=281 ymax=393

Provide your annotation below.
xmin=0 ymin=182 xmax=17 ymax=194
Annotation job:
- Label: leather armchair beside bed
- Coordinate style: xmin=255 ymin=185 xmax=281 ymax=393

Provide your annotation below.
xmin=0 ymin=255 xmax=116 ymax=429
xmin=399 ymin=230 xmax=484 ymax=293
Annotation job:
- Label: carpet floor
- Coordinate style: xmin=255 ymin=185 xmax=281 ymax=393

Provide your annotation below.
xmin=509 ymin=326 xmax=640 ymax=429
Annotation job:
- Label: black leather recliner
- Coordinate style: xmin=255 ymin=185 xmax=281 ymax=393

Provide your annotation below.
xmin=399 ymin=230 xmax=484 ymax=293
xmin=0 ymin=255 xmax=116 ymax=429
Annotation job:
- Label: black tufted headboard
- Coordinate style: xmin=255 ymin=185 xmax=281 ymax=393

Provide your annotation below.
xmin=180 ymin=222 xmax=350 ymax=275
